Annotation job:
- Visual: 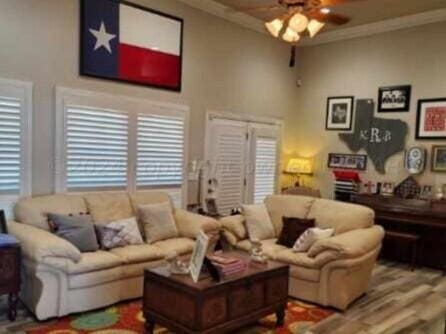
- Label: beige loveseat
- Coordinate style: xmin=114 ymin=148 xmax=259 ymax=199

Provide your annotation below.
xmin=221 ymin=195 xmax=384 ymax=310
xmin=8 ymin=191 xmax=220 ymax=320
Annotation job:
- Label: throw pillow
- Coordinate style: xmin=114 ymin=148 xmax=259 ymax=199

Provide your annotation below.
xmin=293 ymin=227 xmax=334 ymax=253
xmin=95 ymin=217 xmax=144 ymax=250
xmin=242 ymin=203 xmax=275 ymax=241
xmin=48 ymin=213 xmax=99 ymax=252
xmin=138 ymin=202 xmax=179 ymax=244
xmin=277 ymin=217 xmax=316 ymax=248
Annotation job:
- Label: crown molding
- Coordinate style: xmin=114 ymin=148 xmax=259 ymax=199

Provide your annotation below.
xmin=176 ymin=0 xmax=446 ymax=46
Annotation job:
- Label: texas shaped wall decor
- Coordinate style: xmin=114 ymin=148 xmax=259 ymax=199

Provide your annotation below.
xmin=339 ymin=99 xmax=408 ymax=174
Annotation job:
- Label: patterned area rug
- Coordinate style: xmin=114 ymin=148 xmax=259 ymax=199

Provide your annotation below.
xmin=25 ymin=300 xmax=333 ymax=334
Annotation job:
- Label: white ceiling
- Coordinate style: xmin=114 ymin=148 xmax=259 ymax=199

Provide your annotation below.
xmin=214 ymin=0 xmax=446 ymax=31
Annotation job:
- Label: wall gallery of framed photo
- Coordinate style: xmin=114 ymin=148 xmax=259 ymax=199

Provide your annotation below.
xmin=325 ymin=84 xmax=446 ymax=199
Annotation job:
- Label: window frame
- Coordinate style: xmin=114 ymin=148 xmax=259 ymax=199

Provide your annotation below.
xmin=55 ymin=87 xmax=189 ymax=208
xmin=0 ymin=78 xmax=33 ymax=212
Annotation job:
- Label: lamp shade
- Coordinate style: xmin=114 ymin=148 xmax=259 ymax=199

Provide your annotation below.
xmin=265 ymin=18 xmax=284 ymax=38
xmin=282 ymin=27 xmax=300 ymax=43
xmin=289 ymin=13 xmax=309 ymax=33
xmin=286 ymin=158 xmax=313 ymax=174
xmin=307 ymin=19 xmax=325 ymax=38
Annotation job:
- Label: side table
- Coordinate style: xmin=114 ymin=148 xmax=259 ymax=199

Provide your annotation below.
xmin=0 ymin=243 xmax=21 ymax=321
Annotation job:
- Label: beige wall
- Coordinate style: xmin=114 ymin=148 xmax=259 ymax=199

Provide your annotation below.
xmin=0 ymin=0 xmax=298 ymax=202
xmin=288 ymin=22 xmax=446 ymax=197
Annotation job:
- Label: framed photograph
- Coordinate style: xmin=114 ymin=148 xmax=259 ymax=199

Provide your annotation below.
xmin=378 ymin=85 xmax=411 ymax=112
xmin=381 ymin=182 xmax=395 ymax=197
xmin=189 ymin=231 xmax=209 ymax=283
xmin=416 ymin=98 xmax=446 ymax=139
xmin=432 ymin=145 xmax=446 ymax=172
xmin=326 ymin=96 xmax=354 ymax=131
xmin=420 ymin=185 xmax=433 ymax=199
xmin=80 ymin=0 xmax=183 ymax=92
xmin=328 ymin=153 xmax=367 ymax=171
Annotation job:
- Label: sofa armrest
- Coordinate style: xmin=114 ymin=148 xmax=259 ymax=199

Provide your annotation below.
xmin=8 ymin=221 xmax=82 ymax=263
xmin=174 ymin=209 xmax=221 ymax=239
xmin=220 ymin=215 xmax=247 ymax=240
xmin=308 ymin=225 xmax=385 ymax=259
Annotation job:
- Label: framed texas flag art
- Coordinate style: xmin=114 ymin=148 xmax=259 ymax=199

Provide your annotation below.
xmin=80 ymin=0 xmax=183 ymax=91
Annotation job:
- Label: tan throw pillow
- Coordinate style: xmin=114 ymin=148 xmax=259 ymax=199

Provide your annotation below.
xmin=293 ymin=227 xmax=334 ymax=253
xmin=95 ymin=217 xmax=144 ymax=250
xmin=138 ymin=203 xmax=179 ymax=244
xmin=242 ymin=204 xmax=275 ymax=241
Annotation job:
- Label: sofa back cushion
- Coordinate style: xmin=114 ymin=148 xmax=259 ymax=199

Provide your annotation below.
xmin=307 ymin=199 xmax=374 ymax=235
xmin=14 ymin=194 xmax=88 ymax=231
xmin=264 ymin=195 xmax=316 ymax=236
xmin=84 ymin=192 xmax=133 ymax=222
xmin=129 ymin=191 xmax=173 ymax=212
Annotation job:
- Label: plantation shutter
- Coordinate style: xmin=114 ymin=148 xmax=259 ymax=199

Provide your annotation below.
xmin=65 ymin=106 xmax=129 ymax=190
xmin=253 ymin=137 xmax=278 ymax=204
xmin=0 ymin=97 xmax=22 ymax=194
xmin=136 ymin=114 xmax=185 ymax=188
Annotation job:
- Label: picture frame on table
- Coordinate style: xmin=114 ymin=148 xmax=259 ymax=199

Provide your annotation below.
xmin=420 ymin=185 xmax=433 ymax=199
xmin=416 ymin=98 xmax=446 ymax=139
xmin=431 ymin=145 xmax=446 ymax=172
xmin=378 ymin=85 xmax=411 ymax=112
xmin=380 ymin=182 xmax=395 ymax=197
xmin=189 ymin=231 xmax=210 ymax=283
xmin=326 ymin=96 xmax=354 ymax=131
xmin=327 ymin=153 xmax=367 ymax=171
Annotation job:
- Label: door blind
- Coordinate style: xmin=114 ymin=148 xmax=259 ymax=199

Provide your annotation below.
xmin=66 ymin=106 xmax=129 ymax=190
xmin=253 ymin=138 xmax=277 ymax=204
xmin=0 ymin=96 xmax=21 ymax=194
xmin=137 ymin=114 xmax=185 ymax=187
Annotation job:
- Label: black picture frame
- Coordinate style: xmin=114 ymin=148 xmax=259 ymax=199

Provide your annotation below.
xmin=0 ymin=210 xmax=7 ymax=234
xmin=327 ymin=153 xmax=368 ymax=171
xmin=325 ymin=96 xmax=354 ymax=131
xmin=378 ymin=85 xmax=411 ymax=112
xmin=80 ymin=0 xmax=184 ymax=92
xmin=431 ymin=145 xmax=446 ymax=173
xmin=416 ymin=98 xmax=446 ymax=140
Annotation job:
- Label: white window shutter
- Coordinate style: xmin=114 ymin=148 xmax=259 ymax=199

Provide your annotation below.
xmin=137 ymin=114 xmax=185 ymax=188
xmin=65 ymin=106 xmax=129 ymax=190
xmin=0 ymin=97 xmax=21 ymax=194
xmin=253 ymin=137 xmax=278 ymax=204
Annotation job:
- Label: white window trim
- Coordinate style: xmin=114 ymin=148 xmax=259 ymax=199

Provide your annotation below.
xmin=0 ymin=78 xmax=33 ymax=207
xmin=55 ymin=87 xmax=189 ymax=208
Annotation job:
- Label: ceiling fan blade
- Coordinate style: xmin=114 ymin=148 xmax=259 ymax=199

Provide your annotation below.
xmin=319 ymin=0 xmax=361 ymax=6
xmin=224 ymin=5 xmax=282 ymax=13
xmin=308 ymin=11 xmax=350 ymax=25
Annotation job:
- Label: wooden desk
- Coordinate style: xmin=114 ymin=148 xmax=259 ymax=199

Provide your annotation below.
xmin=352 ymin=194 xmax=446 ymax=271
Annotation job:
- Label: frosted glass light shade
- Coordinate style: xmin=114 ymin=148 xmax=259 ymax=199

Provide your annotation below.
xmin=265 ymin=18 xmax=284 ymax=38
xmin=286 ymin=158 xmax=313 ymax=174
xmin=282 ymin=27 xmax=300 ymax=43
xmin=289 ymin=13 xmax=309 ymax=33
xmin=307 ymin=19 xmax=325 ymax=38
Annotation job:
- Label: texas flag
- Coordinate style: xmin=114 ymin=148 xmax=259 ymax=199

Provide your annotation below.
xmin=81 ymin=0 xmax=183 ymax=91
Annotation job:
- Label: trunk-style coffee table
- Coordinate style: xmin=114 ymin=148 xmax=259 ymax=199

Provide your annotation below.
xmin=143 ymin=253 xmax=289 ymax=334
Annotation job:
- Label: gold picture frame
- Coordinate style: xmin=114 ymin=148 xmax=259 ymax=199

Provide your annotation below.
xmin=432 ymin=145 xmax=446 ymax=173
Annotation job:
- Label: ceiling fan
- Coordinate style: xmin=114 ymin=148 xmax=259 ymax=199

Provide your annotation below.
xmin=231 ymin=0 xmax=358 ymax=66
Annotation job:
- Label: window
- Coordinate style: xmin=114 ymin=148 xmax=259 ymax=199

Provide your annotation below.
xmin=253 ymin=137 xmax=278 ymax=204
xmin=56 ymin=88 xmax=188 ymax=207
xmin=0 ymin=79 xmax=32 ymax=216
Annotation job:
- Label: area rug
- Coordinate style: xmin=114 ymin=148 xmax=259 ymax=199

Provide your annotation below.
xmin=25 ymin=300 xmax=333 ymax=334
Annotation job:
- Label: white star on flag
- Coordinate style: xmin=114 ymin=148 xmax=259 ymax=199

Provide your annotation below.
xmin=89 ymin=21 xmax=116 ymax=54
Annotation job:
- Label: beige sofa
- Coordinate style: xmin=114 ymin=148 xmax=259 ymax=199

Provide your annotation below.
xmin=221 ymin=195 xmax=384 ymax=310
xmin=8 ymin=191 xmax=220 ymax=320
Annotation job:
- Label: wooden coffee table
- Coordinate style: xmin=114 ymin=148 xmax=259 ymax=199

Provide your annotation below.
xmin=143 ymin=252 xmax=289 ymax=334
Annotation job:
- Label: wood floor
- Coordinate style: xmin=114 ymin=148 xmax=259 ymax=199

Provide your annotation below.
xmin=1 ymin=261 xmax=446 ymax=334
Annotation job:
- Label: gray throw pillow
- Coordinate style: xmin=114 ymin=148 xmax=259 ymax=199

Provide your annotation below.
xmin=48 ymin=213 xmax=99 ymax=252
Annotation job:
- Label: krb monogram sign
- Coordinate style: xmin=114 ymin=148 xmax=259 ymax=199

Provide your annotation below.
xmin=339 ymin=99 xmax=408 ymax=174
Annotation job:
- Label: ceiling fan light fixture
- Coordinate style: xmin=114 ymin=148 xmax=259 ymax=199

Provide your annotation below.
xmin=307 ymin=19 xmax=325 ymax=38
xmin=265 ymin=18 xmax=284 ymax=38
xmin=282 ymin=27 xmax=300 ymax=43
xmin=289 ymin=13 xmax=309 ymax=33
xmin=320 ymin=7 xmax=331 ymax=14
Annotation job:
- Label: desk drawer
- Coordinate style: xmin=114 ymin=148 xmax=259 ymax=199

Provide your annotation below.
xmin=229 ymin=281 xmax=264 ymax=318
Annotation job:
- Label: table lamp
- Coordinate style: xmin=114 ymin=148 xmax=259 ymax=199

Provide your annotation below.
xmin=285 ymin=158 xmax=313 ymax=187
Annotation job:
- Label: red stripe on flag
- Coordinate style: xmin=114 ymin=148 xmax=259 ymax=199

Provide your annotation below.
xmin=118 ymin=43 xmax=180 ymax=88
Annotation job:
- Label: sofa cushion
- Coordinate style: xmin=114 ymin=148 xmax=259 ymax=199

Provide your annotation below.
xmin=84 ymin=193 xmax=133 ymax=222
xmin=110 ymin=244 xmax=165 ymax=264
xmin=277 ymin=217 xmax=315 ymax=248
xmin=14 ymin=194 xmax=87 ymax=231
xmin=235 ymin=239 xmax=288 ymax=260
xmin=264 ymin=195 xmax=316 ymax=236
xmin=96 ymin=217 xmax=144 ymax=250
xmin=138 ymin=203 xmax=179 ymax=244
xmin=275 ymin=249 xmax=340 ymax=269
xmin=242 ymin=204 xmax=275 ymax=240
xmin=289 ymin=266 xmax=321 ymax=283
xmin=152 ymin=237 xmax=195 ymax=255
xmin=69 ymin=267 xmax=123 ymax=289
xmin=43 ymin=250 xmax=123 ymax=274
xmin=129 ymin=191 xmax=173 ymax=212
xmin=220 ymin=215 xmax=247 ymax=240
xmin=307 ymin=199 xmax=374 ymax=235
xmin=293 ymin=227 xmax=334 ymax=252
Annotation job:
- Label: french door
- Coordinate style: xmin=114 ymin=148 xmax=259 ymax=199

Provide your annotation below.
xmin=205 ymin=117 xmax=281 ymax=215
